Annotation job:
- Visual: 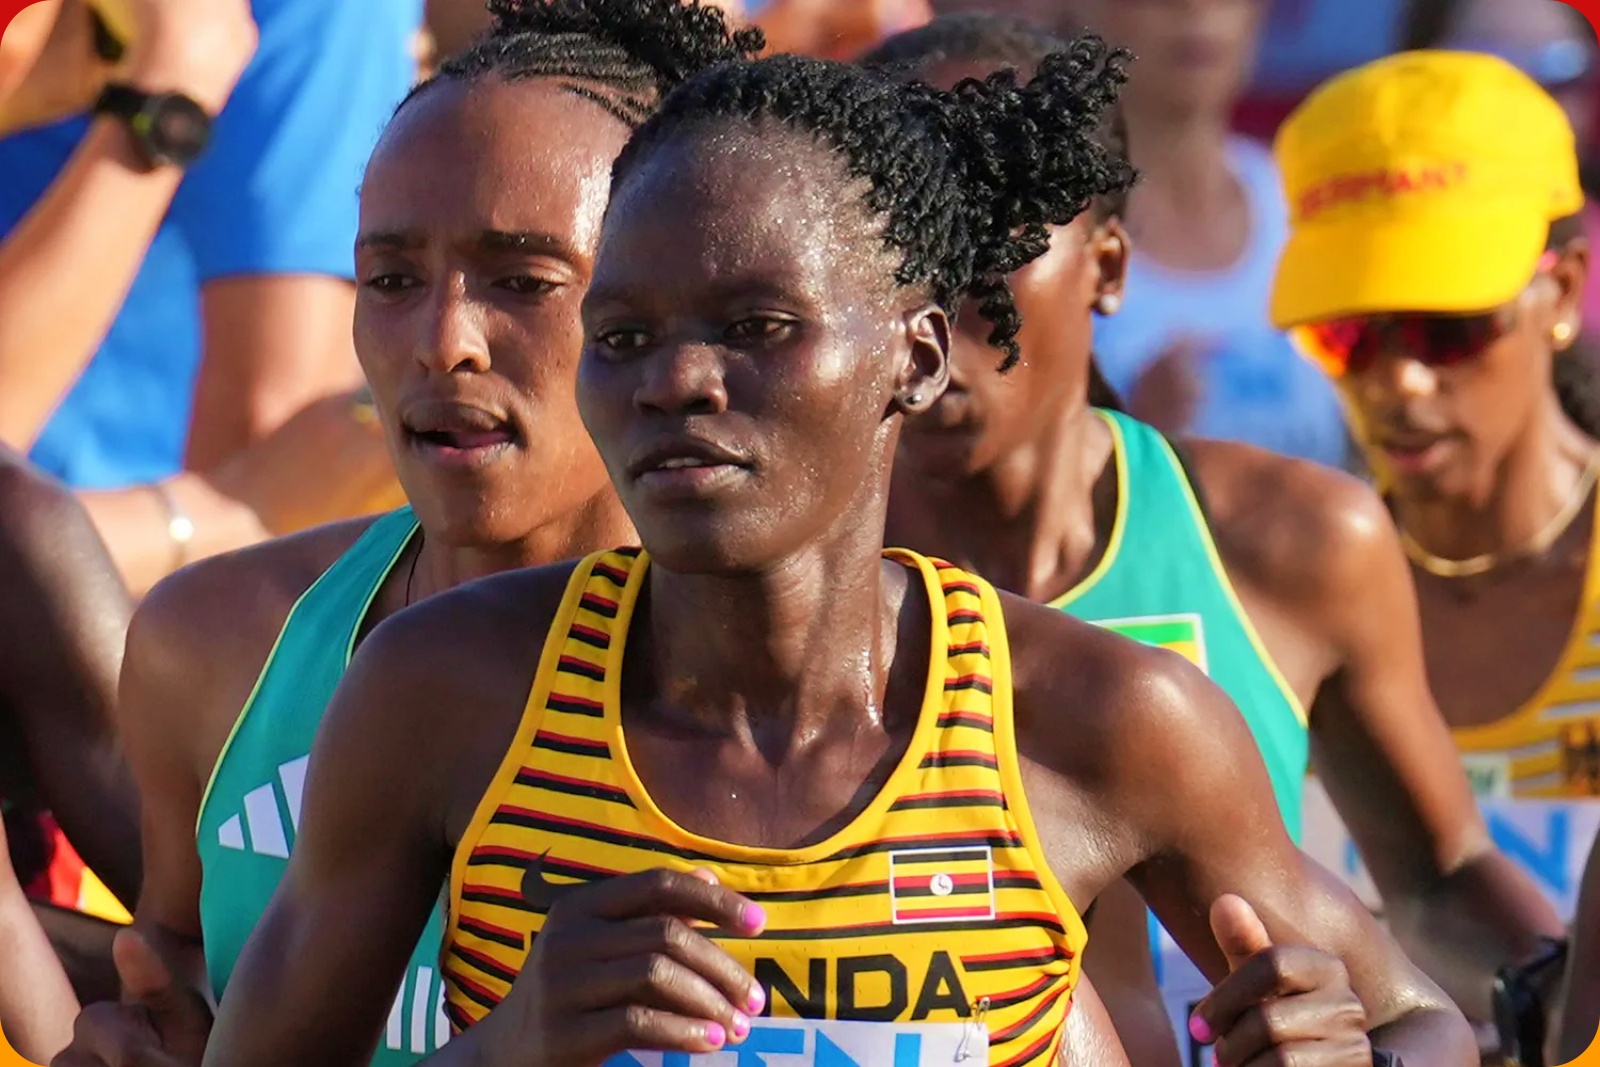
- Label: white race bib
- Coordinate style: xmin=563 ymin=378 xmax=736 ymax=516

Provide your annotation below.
xmin=604 ymin=1018 xmax=988 ymax=1066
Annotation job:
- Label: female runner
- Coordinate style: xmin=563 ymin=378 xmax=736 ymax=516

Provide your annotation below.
xmin=49 ymin=3 xmax=760 ymax=1065
xmin=204 ymin=27 xmax=1473 ymax=1067
xmin=868 ymin=13 xmax=1562 ymax=1059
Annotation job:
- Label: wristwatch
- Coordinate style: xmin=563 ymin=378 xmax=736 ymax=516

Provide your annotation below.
xmin=92 ymin=84 xmax=213 ymax=170
xmin=1493 ymin=936 xmax=1570 ymax=1067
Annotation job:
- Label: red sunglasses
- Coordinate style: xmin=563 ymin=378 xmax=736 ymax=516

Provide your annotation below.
xmin=1293 ymin=253 xmax=1556 ymax=379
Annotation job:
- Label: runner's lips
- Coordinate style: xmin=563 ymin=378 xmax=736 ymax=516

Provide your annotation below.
xmin=403 ymin=402 xmax=518 ymax=450
xmin=626 ymin=437 xmax=752 ymax=479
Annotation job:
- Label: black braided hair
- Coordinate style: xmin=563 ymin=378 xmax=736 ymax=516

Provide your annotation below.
xmin=861 ymin=13 xmax=1135 ymax=223
xmin=612 ymin=37 xmax=1136 ymax=370
xmin=860 ymin=13 xmax=1131 ymax=409
xmin=1548 ymin=214 xmax=1600 ymax=440
xmin=400 ymin=0 xmax=764 ymax=128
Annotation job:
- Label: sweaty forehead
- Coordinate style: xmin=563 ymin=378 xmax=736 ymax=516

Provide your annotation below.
xmin=594 ymin=123 xmax=898 ymax=305
xmin=361 ymin=77 xmax=632 ymax=254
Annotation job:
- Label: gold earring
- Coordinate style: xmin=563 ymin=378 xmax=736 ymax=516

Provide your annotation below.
xmin=1554 ymin=322 xmax=1576 ymax=348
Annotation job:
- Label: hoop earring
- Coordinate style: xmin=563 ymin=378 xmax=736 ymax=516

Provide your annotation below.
xmin=1095 ymin=294 xmax=1123 ymax=316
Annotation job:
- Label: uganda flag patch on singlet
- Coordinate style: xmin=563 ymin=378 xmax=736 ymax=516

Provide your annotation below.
xmin=889 ymin=847 xmax=996 ymax=924
xmin=1094 ymin=613 xmax=1208 ymax=673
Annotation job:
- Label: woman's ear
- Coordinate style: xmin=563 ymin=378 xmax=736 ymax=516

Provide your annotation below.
xmin=1092 ymin=217 xmax=1131 ymax=317
xmin=894 ymin=302 xmax=950 ymax=416
xmin=1551 ymin=236 xmax=1589 ymax=351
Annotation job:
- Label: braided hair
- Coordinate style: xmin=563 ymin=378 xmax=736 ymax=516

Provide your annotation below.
xmin=400 ymin=0 xmax=764 ymax=128
xmin=612 ymin=34 xmax=1137 ymax=369
xmin=860 ymin=13 xmax=1132 ymax=408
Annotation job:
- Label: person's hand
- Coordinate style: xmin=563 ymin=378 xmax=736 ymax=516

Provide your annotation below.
xmin=110 ymin=0 xmax=257 ymax=115
xmin=484 ymin=865 xmax=768 ymax=1066
xmin=1190 ymin=895 xmax=1373 ymax=1067
xmin=51 ymin=927 xmax=213 ymax=1067
xmin=0 ymin=1 xmax=112 ymax=136
xmin=1127 ymin=336 xmax=1211 ymax=437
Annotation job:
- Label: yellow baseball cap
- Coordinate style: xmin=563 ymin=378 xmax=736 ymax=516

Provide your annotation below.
xmin=1271 ymin=50 xmax=1584 ymax=330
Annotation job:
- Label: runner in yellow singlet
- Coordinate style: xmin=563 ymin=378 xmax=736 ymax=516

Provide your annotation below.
xmin=1273 ymin=51 xmax=1600 ymax=1060
xmin=204 ymin=28 xmax=1471 ymax=1067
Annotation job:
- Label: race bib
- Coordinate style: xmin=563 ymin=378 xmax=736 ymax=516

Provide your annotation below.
xmin=604 ymin=1018 xmax=988 ymax=1066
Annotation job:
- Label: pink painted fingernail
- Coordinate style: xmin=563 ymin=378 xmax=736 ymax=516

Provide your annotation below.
xmin=747 ymin=984 xmax=766 ymax=1014
xmin=741 ymin=904 xmax=767 ymax=932
xmin=1189 ymin=1015 xmax=1214 ymax=1044
xmin=731 ymin=1013 xmax=751 ymax=1040
xmin=705 ymin=1023 xmax=727 ymax=1048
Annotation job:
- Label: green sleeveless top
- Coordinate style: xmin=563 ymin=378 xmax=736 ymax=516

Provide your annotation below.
xmin=196 ymin=508 xmax=450 ymax=1065
xmin=1055 ymin=409 xmax=1309 ymax=839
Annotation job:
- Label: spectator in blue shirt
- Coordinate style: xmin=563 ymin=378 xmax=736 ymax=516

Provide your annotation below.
xmin=0 ymin=0 xmax=420 ymax=593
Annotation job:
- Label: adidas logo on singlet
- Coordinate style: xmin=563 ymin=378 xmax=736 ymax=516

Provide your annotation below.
xmin=215 ymin=755 xmax=452 ymax=1054
xmin=216 ymin=756 xmax=308 ymax=858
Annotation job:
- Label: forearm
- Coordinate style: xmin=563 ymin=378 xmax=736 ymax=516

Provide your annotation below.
xmin=1383 ymin=852 xmax=1566 ymax=1022
xmin=1367 ymin=1004 xmax=1481 ymax=1067
xmin=0 ymin=862 xmax=78 ymax=1062
xmin=0 ymin=118 xmax=183 ymax=450
xmin=80 ymin=474 xmax=268 ymax=598
xmin=1558 ymin=843 xmax=1600 ymax=1062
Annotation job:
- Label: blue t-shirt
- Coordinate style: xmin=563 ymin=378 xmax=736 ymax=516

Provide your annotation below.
xmin=1094 ymin=138 xmax=1351 ymax=469
xmin=0 ymin=0 xmax=422 ymax=488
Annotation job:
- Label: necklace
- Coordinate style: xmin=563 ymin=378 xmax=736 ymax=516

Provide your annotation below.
xmin=1400 ymin=451 xmax=1600 ymax=578
xmin=404 ymin=533 xmax=425 ymax=607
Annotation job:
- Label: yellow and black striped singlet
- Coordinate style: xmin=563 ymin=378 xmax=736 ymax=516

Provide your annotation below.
xmin=442 ymin=548 xmax=1087 ymax=1066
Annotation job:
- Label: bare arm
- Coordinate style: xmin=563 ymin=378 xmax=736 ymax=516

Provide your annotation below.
xmin=1016 ymin=610 xmax=1476 ymax=1067
xmin=1127 ymin=663 xmax=1474 ymax=1065
xmin=1082 ymin=879 xmax=1183 ymax=1067
xmin=204 ymin=591 xmax=529 ymax=1067
xmin=0 ymin=818 xmax=78 ymax=1063
xmin=1559 ymin=834 xmax=1600 ymax=1062
xmin=0 ymin=0 xmax=255 ymax=450
xmin=0 ymin=451 xmax=138 ymax=906
xmin=1300 ymin=477 xmax=1563 ymax=1021
xmin=185 ymin=277 xmax=365 ymax=470
xmin=1194 ymin=443 xmax=1565 ymax=1022
xmin=78 ymin=391 xmax=402 ymax=597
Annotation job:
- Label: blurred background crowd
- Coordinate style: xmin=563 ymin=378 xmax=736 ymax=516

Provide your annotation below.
xmin=1 ymin=0 xmax=1599 ymax=1062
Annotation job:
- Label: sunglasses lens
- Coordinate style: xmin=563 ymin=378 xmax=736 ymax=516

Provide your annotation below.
xmin=1417 ymin=316 xmax=1497 ymax=366
xmin=1297 ymin=320 xmax=1366 ymax=377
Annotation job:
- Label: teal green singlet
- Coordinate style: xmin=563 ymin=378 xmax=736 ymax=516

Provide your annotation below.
xmin=1056 ymin=409 xmax=1308 ymax=839
xmin=196 ymin=508 xmax=450 ymax=1065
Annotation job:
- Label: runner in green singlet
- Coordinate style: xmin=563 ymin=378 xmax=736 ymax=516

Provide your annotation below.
xmin=49 ymin=5 xmax=764 ymax=1066
xmin=868 ymin=13 xmax=1564 ymax=1063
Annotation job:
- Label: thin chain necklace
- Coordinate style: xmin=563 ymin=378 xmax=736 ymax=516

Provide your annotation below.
xmin=404 ymin=533 xmax=425 ymax=607
xmin=1400 ymin=451 xmax=1600 ymax=579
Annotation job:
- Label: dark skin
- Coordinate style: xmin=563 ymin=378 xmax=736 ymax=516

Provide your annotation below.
xmin=0 ymin=448 xmax=131 ymax=1051
xmin=883 ymin=58 xmax=1564 ymax=1045
xmin=204 ymin=124 xmax=1470 ymax=1067
xmin=0 ymin=446 xmax=137 ymax=909
xmin=51 ymin=74 xmax=637 ymax=1067
xmin=1335 ymin=244 xmax=1599 ymax=745
xmin=1560 ymin=831 xmax=1600 ymax=1060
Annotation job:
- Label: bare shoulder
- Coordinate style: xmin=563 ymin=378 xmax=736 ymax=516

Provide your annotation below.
xmin=1004 ymin=591 xmax=1235 ymax=776
xmin=317 ymin=559 xmax=587 ymax=841
xmin=131 ymin=518 xmax=378 ymax=686
xmin=121 ymin=518 xmax=382 ymax=763
xmin=1180 ymin=436 xmax=1397 ymax=606
xmin=1001 ymin=591 xmax=1270 ymax=886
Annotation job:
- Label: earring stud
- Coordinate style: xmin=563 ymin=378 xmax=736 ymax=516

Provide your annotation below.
xmin=1554 ymin=322 xmax=1576 ymax=347
xmin=1095 ymin=294 xmax=1122 ymax=316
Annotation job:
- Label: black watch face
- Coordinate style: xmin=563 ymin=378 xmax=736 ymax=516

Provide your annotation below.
xmin=144 ymin=94 xmax=210 ymax=165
